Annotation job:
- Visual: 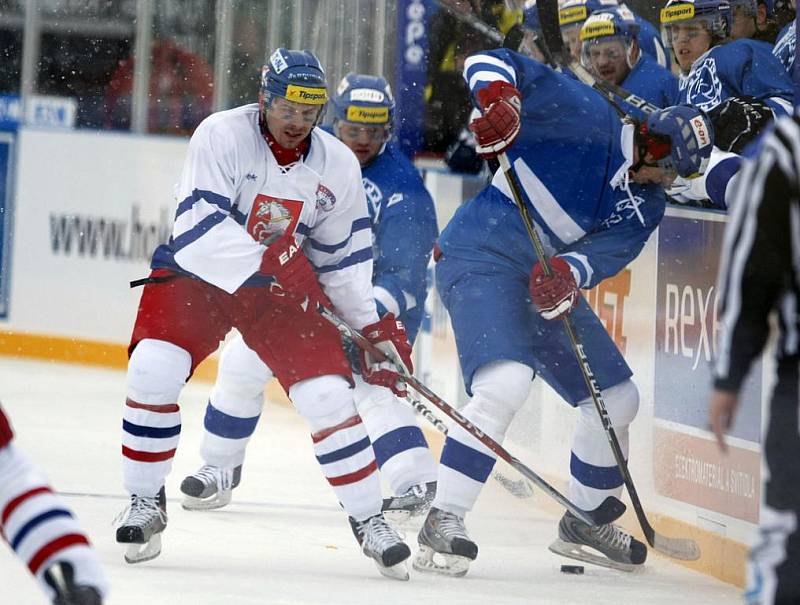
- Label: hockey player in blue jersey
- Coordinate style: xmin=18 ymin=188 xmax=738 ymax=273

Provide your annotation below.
xmin=579 ymin=7 xmax=679 ymax=115
xmin=660 ymin=0 xmax=794 ymax=114
xmin=179 ymin=72 xmax=441 ymax=523
xmin=410 ymin=47 xmax=715 ymax=576
xmin=559 ymin=0 xmax=671 ymax=68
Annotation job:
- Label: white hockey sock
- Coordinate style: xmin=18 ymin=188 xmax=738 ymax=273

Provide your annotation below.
xmin=291 ymin=376 xmax=382 ymax=521
xmin=353 ymin=378 xmax=437 ymax=494
xmin=568 ymin=379 xmax=639 ymax=512
xmin=0 ymin=445 xmax=108 ymax=600
xmin=123 ymin=339 xmax=190 ymax=496
xmin=201 ymin=334 xmax=271 ymax=469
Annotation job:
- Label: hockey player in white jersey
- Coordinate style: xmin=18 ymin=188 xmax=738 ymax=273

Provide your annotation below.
xmin=0 ymin=404 xmax=107 ymax=604
xmin=410 ymin=47 xmax=714 ymax=577
xmin=115 ymin=48 xmax=412 ymax=580
xmin=179 ymin=72 xmax=440 ymax=524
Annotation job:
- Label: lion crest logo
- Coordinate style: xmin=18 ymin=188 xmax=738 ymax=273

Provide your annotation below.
xmin=684 ymin=57 xmax=723 ymax=112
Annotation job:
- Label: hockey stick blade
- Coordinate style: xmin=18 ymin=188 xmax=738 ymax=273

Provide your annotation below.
xmin=497 ymin=153 xmax=701 ymax=561
xmin=318 ymin=303 xmax=611 ymax=526
xmin=536 ymin=0 xmax=659 ymax=115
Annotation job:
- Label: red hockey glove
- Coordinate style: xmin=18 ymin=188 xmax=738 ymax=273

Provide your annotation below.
xmin=260 ymin=230 xmax=329 ymax=308
xmin=529 ymin=257 xmax=580 ymax=321
xmin=359 ymin=314 xmax=414 ymax=397
xmin=469 ymin=81 xmax=522 ymax=159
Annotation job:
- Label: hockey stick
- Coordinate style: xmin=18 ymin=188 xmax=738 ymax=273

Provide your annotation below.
xmin=402 ymin=390 xmax=535 ymax=499
xmin=535 ymin=0 xmax=660 ymax=116
xmin=497 ymin=152 xmax=700 ymax=561
xmin=318 ymin=303 xmax=625 ymax=527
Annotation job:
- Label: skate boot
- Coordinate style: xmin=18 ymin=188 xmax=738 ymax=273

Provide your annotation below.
xmin=549 ymin=510 xmax=648 ymax=572
xmin=180 ymin=464 xmax=242 ymax=510
xmin=382 ymin=481 xmax=436 ymax=526
xmin=115 ymin=487 xmax=167 ymax=564
xmin=413 ymin=506 xmax=478 ymax=577
xmin=44 ymin=561 xmax=103 ymax=605
xmin=349 ymin=514 xmax=412 ymax=581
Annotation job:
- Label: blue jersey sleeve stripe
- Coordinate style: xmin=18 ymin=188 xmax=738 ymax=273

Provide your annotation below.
xmin=306 ymin=217 xmax=372 ymax=254
xmin=295 ymin=223 xmax=312 ymax=237
xmin=464 ymin=53 xmax=517 ymax=87
xmin=172 ymin=212 xmax=228 ymax=252
xmin=176 ymin=189 xmax=232 ymax=218
xmin=316 ymin=246 xmax=373 ymax=274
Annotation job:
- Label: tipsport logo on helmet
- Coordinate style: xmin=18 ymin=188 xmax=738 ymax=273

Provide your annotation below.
xmin=580 ymin=15 xmax=617 ymax=39
xmin=285 ymin=85 xmax=328 ymax=105
xmin=346 ymin=106 xmax=390 ymax=123
xmin=660 ymin=4 xmax=695 ymax=22
xmin=559 ymin=5 xmax=588 ymax=25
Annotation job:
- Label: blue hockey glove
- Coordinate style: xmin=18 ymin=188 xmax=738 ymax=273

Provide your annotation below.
xmin=637 ymin=105 xmax=714 ymax=179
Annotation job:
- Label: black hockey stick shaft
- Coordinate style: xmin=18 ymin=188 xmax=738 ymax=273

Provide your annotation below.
xmin=318 ymin=303 xmax=608 ymax=526
xmin=497 ymin=153 xmax=700 ymax=561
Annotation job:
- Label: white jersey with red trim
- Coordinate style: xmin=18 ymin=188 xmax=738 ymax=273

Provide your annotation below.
xmin=151 ymin=103 xmax=378 ymax=329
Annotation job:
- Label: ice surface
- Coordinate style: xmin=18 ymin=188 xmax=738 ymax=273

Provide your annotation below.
xmin=0 ymin=358 xmax=739 ymax=604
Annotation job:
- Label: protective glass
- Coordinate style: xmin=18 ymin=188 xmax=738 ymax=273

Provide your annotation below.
xmin=267 ymin=97 xmax=322 ymax=125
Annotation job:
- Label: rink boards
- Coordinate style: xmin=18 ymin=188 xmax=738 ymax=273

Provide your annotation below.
xmin=0 ymin=126 xmax=765 ymax=586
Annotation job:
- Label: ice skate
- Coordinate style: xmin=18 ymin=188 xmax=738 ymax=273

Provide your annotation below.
xmin=115 ymin=487 xmax=167 ymax=564
xmin=413 ymin=507 xmax=478 ymax=577
xmin=549 ymin=509 xmax=647 ymax=572
xmin=44 ymin=561 xmax=103 ymax=605
xmin=180 ymin=464 xmax=242 ymax=510
xmin=382 ymin=481 xmax=436 ymax=526
xmin=349 ymin=514 xmax=412 ymax=580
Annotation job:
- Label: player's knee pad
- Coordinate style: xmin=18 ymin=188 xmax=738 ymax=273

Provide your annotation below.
xmin=289 ymin=375 xmax=355 ymax=431
xmin=211 ymin=336 xmax=271 ymax=417
xmin=127 ymin=339 xmax=192 ymax=404
xmin=577 ymin=378 xmax=639 ymax=430
xmin=465 ymin=360 xmax=534 ymax=440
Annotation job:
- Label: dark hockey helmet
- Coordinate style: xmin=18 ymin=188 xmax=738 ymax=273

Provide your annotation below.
xmin=259 ymin=48 xmax=328 ymax=124
xmin=635 ymin=104 xmax=714 ymax=178
xmin=580 ymin=7 xmax=641 ymax=68
xmin=660 ymin=0 xmax=733 ymax=49
xmin=331 ymin=72 xmax=395 ymax=129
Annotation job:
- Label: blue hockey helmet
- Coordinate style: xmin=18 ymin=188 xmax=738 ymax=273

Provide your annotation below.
xmin=259 ymin=48 xmax=328 ymax=122
xmin=331 ymin=72 xmax=395 ymax=128
xmin=660 ymin=0 xmax=733 ymax=48
xmin=580 ymin=7 xmax=641 ymax=68
xmin=637 ymin=104 xmax=714 ymax=178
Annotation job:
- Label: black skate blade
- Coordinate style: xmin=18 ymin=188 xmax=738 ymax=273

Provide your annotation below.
xmin=549 ymin=539 xmax=638 ymax=573
xmin=587 ymin=497 xmax=627 ymax=526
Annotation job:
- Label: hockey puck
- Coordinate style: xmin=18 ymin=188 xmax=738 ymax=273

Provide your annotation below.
xmin=560 ymin=565 xmax=585 ymax=574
